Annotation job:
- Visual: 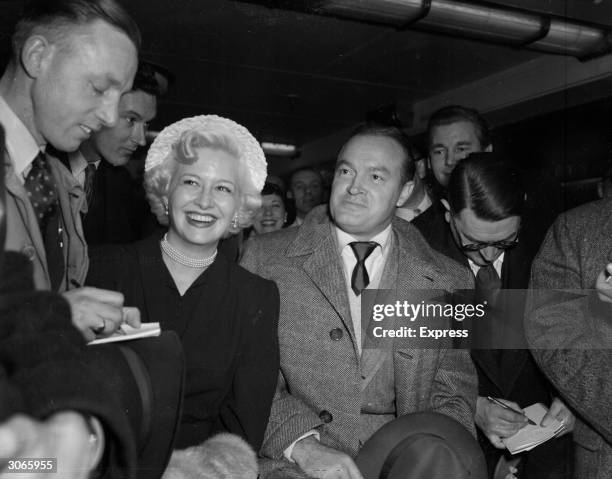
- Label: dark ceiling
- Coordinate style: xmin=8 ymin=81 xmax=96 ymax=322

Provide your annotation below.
xmin=1 ymin=0 xmax=612 ymax=150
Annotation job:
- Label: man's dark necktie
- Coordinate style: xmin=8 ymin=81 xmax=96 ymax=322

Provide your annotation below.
xmin=349 ymin=241 xmax=378 ymax=296
xmin=24 ymin=152 xmax=64 ymax=290
xmin=83 ymin=162 xmax=97 ymax=206
xmin=475 ymin=263 xmax=502 ymax=307
xmin=475 ymin=263 xmax=503 ymax=364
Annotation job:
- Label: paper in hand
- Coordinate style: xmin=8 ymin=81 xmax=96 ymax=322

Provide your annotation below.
xmin=503 ymin=403 xmax=563 ymax=454
xmin=88 ymin=322 xmax=161 ymax=345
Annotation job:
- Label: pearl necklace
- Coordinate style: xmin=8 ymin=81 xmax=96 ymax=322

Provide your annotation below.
xmin=160 ymin=234 xmax=217 ymax=269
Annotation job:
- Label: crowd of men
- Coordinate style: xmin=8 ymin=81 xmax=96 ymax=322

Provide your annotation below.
xmin=0 ymin=1 xmax=610 ymax=479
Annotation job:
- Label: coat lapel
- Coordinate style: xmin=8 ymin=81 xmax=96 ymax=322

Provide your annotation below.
xmin=287 ymin=211 xmax=358 ymax=358
xmin=4 ymin=167 xmax=49 ymax=281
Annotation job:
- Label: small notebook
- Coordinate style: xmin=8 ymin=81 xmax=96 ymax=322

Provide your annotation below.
xmin=88 ymin=322 xmax=161 ymax=345
xmin=503 ymin=403 xmax=564 ymax=455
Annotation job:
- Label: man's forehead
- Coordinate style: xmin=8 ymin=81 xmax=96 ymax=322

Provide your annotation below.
xmin=291 ymin=170 xmax=321 ymax=185
xmin=455 ymin=208 xmax=519 ymax=238
xmin=431 ymin=121 xmax=480 ymax=144
xmin=67 ymin=20 xmax=137 ymax=87
xmin=338 ymin=135 xmax=404 ymax=172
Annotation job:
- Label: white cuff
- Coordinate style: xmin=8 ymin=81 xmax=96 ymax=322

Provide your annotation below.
xmin=283 ymin=430 xmax=320 ymax=462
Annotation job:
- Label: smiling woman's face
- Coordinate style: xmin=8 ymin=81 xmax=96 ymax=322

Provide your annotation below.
xmin=253 ymin=193 xmax=286 ymax=234
xmin=166 ymin=146 xmax=240 ymax=256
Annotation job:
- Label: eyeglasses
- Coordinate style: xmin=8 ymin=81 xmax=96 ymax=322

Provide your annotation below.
xmin=450 ymin=217 xmax=520 ymax=252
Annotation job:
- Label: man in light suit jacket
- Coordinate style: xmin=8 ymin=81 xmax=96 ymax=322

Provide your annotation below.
xmin=1 ymin=0 xmax=141 ymax=340
xmin=241 ymin=124 xmax=478 ymax=479
xmin=526 ymin=197 xmax=612 ymax=479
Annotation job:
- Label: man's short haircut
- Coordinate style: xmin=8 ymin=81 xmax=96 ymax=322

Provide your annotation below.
xmin=12 ymin=0 xmax=141 ymax=60
xmin=133 ymin=61 xmax=166 ymax=97
xmin=447 ymin=152 xmax=525 ymax=221
xmin=346 ymin=123 xmax=416 ymax=184
xmin=427 ymin=105 xmax=491 ymax=150
xmin=289 ymin=167 xmax=323 ymax=186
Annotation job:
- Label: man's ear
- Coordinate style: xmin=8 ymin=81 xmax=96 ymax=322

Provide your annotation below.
xmin=440 ymin=198 xmax=451 ymax=224
xmin=485 ymin=144 xmax=493 ymax=153
xmin=21 ymin=35 xmax=52 ymax=79
xmin=286 ymin=190 xmax=294 ymax=200
xmin=396 ymin=180 xmax=415 ymax=207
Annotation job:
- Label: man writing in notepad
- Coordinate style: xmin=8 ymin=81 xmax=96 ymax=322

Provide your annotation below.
xmin=0 ymin=0 xmax=142 ymax=340
xmin=424 ymin=152 xmax=574 ymax=478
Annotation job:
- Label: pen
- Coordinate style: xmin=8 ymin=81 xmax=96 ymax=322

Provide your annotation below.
xmin=486 ymin=396 xmax=537 ymax=425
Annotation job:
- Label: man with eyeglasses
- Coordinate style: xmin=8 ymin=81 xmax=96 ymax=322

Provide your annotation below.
xmin=429 ymin=152 xmax=575 ymax=479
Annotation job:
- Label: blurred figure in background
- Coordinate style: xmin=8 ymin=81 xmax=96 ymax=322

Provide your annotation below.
xmin=251 ymin=182 xmax=288 ymax=235
xmin=395 ymin=143 xmax=431 ymax=222
xmin=287 ymin=167 xmax=324 ymax=227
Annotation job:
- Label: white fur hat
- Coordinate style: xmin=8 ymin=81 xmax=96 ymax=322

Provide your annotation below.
xmin=145 ymin=115 xmax=267 ymax=192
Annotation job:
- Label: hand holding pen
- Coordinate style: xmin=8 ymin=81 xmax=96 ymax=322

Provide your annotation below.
xmin=487 ymin=397 xmax=536 ymax=425
xmin=475 ymin=396 xmax=531 ymax=449
xmin=63 ymin=280 xmax=141 ymax=342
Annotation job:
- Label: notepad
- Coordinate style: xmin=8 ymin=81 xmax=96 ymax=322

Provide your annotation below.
xmin=88 ymin=322 xmax=161 ymax=345
xmin=503 ymin=403 xmax=564 ymax=455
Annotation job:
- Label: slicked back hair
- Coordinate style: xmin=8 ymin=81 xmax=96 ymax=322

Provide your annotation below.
xmin=447 ymin=152 xmax=525 ymax=221
xmin=345 ymin=123 xmax=416 ymax=184
xmin=133 ymin=61 xmax=165 ymax=97
xmin=12 ymin=0 xmax=140 ymax=60
xmin=427 ymin=105 xmax=491 ymax=151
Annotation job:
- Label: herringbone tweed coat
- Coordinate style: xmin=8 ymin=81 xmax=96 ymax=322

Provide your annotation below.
xmin=526 ymin=198 xmax=612 ymax=479
xmin=241 ymin=205 xmax=477 ymax=476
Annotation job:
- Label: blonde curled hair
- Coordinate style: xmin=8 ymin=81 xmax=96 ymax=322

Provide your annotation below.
xmin=144 ymin=128 xmax=263 ymax=234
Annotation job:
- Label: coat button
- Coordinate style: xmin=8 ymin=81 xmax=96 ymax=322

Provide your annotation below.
xmin=21 ymin=245 xmax=36 ymax=261
xmin=329 ymin=328 xmax=343 ymax=341
xmin=319 ymin=410 xmax=333 ymax=423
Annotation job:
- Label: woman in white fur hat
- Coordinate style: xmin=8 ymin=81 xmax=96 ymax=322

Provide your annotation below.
xmin=87 ymin=115 xmax=279 ymax=456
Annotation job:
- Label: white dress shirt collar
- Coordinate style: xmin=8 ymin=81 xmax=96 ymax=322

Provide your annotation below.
xmin=335 ymin=224 xmax=392 ymax=256
xmin=468 ymin=252 xmax=505 ymax=278
xmin=0 ymin=95 xmax=44 ymax=179
xmin=395 ymin=192 xmax=433 ymax=222
xmin=68 ymin=150 xmax=100 ymax=188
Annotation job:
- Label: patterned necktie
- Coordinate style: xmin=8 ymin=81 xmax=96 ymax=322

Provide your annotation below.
xmin=83 ymin=162 xmax=97 ymax=206
xmin=475 ymin=263 xmax=502 ymax=308
xmin=349 ymin=241 xmax=379 ymax=296
xmin=24 ymin=151 xmax=58 ymax=226
xmin=24 ymin=151 xmax=64 ymax=290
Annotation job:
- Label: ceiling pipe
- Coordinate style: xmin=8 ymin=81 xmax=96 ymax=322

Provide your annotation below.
xmin=254 ymin=0 xmax=612 ymax=59
xmin=318 ymin=0 xmax=611 ymax=59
